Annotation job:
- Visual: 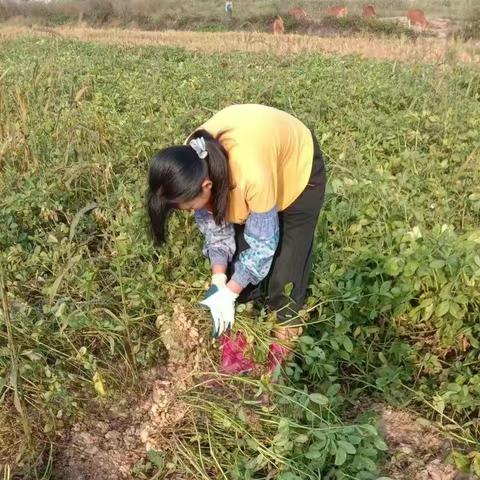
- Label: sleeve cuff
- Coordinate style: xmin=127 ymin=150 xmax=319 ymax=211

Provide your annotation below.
xmin=231 ymin=263 xmax=255 ymax=289
xmin=209 ymin=249 xmax=229 ymax=267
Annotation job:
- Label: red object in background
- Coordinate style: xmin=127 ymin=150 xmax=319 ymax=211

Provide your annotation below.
xmin=220 ymin=332 xmax=256 ymax=374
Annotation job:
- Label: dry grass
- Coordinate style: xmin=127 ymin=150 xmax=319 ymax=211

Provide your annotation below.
xmin=0 ymin=402 xmax=32 ymax=470
xmin=1 ymin=25 xmax=479 ymax=65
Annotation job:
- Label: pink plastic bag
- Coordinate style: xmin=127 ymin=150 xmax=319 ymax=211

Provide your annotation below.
xmin=220 ymin=332 xmax=256 ymax=374
xmin=268 ymin=342 xmax=291 ymax=374
xmin=220 ymin=333 xmax=292 ymax=377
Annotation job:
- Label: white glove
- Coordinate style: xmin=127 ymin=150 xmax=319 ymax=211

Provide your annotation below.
xmin=202 ymin=273 xmax=227 ymax=301
xmin=211 ymin=273 xmax=227 ymax=288
xmin=199 ymin=285 xmax=238 ymax=338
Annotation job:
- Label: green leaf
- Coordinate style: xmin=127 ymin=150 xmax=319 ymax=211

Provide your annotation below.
xmin=359 ymin=455 xmax=377 ymax=471
xmin=361 ymin=424 xmax=378 ymax=436
xmin=305 ymin=448 xmax=323 ymax=460
xmin=468 ymin=230 xmax=480 ymax=243
xmin=312 ymin=432 xmax=328 ymax=445
xmin=278 ymin=417 xmax=290 ymax=434
xmin=374 ymin=437 xmax=388 ymax=451
xmin=294 ymin=434 xmax=309 ymax=444
xmin=283 ymin=282 xmax=294 ymax=297
xmin=404 ymin=261 xmax=419 ymax=277
xmin=334 ymin=446 xmax=347 ymax=466
xmin=430 ymin=259 xmax=445 ymax=269
xmin=305 ymin=440 xmax=327 ymax=459
xmin=278 ymin=473 xmax=302 ymax=480
xmin=309 ymin=393 xmax=329 ymax=405
xmin=245 ymin=453 xmax=267 ymax=471
xmin=347 ymin=434 xmax=362 ymax=445
xmin=361 ymin=445 xmax=379 ymax=458
xmin=448 ymin=302 xmax=463 ymax=320
xmin=435 ymin=301 xmax=450 ymax=317
xmin=422 ymin=302 xmax=434 ymax=321
xmin=147 ymin=449 xmax=164 ymax=470
xmin=384 ymin=257 xmax=401 ymax=276
xmin=451 ymin=451 xmax=469 ymax=472
xmin=300 ymin=336 xmax=315 ymax=345
xmin=327 ymin=383 xmax=341 ymax=397
xmin=433 ymin=395 xmax=445 ymax=414
xmin=93 ymin=372 xmax=106 ymax=397
xmin=337 ymin=440 xmax=356 ymax=454
xmin=343 ymin=336 xmax=353 ymax=353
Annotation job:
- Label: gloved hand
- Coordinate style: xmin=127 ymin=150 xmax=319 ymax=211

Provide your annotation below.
xmin=203 ymin=273 xmax=227 ymax=301
xmin=199 ymin=284 xmax=238 ymax=338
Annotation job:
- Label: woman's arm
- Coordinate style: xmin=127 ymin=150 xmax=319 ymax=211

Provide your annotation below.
xmin=230 ymin=207 xmax=280 ymax=290
xmin=194 ymin=209 xmax=236 ymax=271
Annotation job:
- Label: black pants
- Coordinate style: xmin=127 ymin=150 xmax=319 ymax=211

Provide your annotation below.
xmin=230 ymin=132 xmax=326 ymax=326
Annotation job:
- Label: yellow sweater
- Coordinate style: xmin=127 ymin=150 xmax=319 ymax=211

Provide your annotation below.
xmin=196 ymin=104 xmax=313 ymax=224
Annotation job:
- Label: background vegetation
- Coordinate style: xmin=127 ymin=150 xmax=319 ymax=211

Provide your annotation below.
xmin=0 ymin=0 xmax=477 ymax=34
xmin=1 ymin=32 xmax=479 ymax=478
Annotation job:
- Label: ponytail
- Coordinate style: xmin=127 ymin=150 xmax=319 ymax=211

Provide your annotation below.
xmin=188 ymin=129 xmax=232 ymax=225
xmin=147 ymin=187 xmax=172 ymax=244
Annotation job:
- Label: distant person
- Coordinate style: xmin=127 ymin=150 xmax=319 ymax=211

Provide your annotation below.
xmin=225 ymin=0 xmax=233 ymax=20
xmin=147 ymin=104 xmax=326 ymax=373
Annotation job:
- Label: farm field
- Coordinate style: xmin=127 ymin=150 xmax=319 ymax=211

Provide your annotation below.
xmin=0 ymin=26 xmax=480 ymax=65
xmin=1 ymin=29 xmax=480 ymax=479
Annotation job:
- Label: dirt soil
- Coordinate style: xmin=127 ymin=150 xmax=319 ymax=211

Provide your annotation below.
xmin=52 ymin=305 xmax=210 ymax=479
xmin=379 ymin=407 xmax=476 ymax=480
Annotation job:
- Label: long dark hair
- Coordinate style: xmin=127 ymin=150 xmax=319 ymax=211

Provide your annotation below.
xmin=147 ymin=129 xmax=231 ymax=244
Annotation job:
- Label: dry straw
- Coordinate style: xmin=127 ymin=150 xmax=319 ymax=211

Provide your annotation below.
xmin=0 ymin=26 xmax=479 ymax=65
